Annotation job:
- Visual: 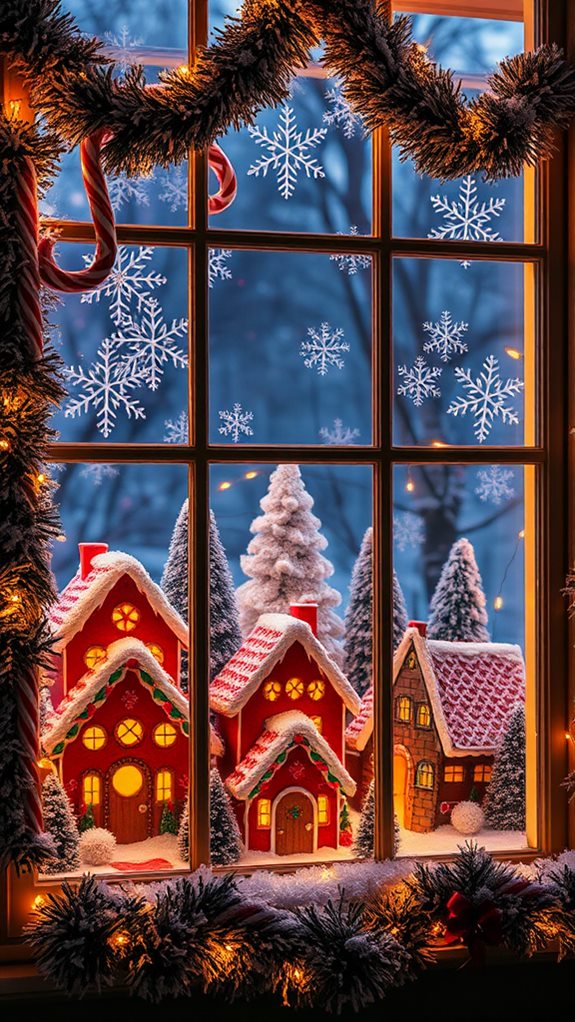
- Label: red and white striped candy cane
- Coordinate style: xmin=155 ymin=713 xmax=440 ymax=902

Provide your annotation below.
xmin=38 ymin=128 xmax=117 ymax=292
xmin=208 ymin=143 xmax=237 ymax=214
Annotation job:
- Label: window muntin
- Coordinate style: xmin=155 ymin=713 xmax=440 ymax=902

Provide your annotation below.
xmin=415 ymin=762 xmax=435 ymax=790
xmin=474 ymin=764 xmax=493 ymax=783
xmin=84 ymin=646 xmax=107 ymax=670
xmin=82 ymin=726 xmax=107 ymax=751
xmin=115 ymin=718 xmax=144 ymax=747
xmin=112 ymin=603 xmax=140 ymax=633
xmin=285 ymin=677 xmax=304 ymax=700
xmin=153 ymin=723 xmax=177 ymax=748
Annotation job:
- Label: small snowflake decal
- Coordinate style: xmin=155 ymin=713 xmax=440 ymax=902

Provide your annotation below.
xmin=159 ymin=164 xmax=188 ymax=213
xmin=80 ymin=464 xmax=120 ymax=486
xmin=397 ymin=356 xmax=442 ymax=406
xmin=65 ymin=338 xmax=148 ymax=438
xmin=288 ymin=761 xmax=306 ymax=781
xmin=208 ymin=249 xmax=233 ymax=288
xmin=108 ymin=174 xmax=152 ymax=213
xmin=330 ymin=227 xmax=371 ymax=276
xmin=394 ymin=512 xmax=425 ymax=552
xmin=247 ymin=104 xmax=327 ymax=200
xmin=121 ymin=689 xmax=139 ymax=710
xmin=428 ymin=176 xmax=505 ymax=269
xmin=103 ymin=25 xmax=143 ymax=75
xmin=323 ymin=86 xmax=363 ymax=139
xmin=81 ymin=246 xmax=167 ymax=326
xmin=300 ymin=322 xmax=350 ymax=376
xmin=447 ymin=354 xmax=524 ymax=443
xmin=164 ymin=411 xmax=188 ymax=444
xmin=113 ymin=299 xmax=188 ymax=391
xmin=218 ymin=403 xmax=254 ymax=443
xmin=422 ymin=310 xmax=469 ymax=363
xmin=475 ymin=466 xmax=516 ymax=505
xmin=319 ymin=419 xmax=360 ymax=445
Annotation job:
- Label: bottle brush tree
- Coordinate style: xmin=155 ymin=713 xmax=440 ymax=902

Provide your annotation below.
xmin=483 ymin=704 xmax=526 ymax=831
xmin=427 ymin=537 xmax=489 ymax=642
xmin=41 ymin=774 xmax=80 ymax=874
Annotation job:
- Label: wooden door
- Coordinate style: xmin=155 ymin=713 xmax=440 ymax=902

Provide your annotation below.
xmin=107 ymin=761 xmax=151 ymax=844
xmin=394 ymin=754 xmax=407 ymax=828
xmin=274 ymin=791 xmax=314 ymax=855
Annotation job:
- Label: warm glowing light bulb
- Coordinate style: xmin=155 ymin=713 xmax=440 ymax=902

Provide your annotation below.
xmin=10 ymin=594 xmax=21 ymax=604
xmin=37 ymin=473 xmax=46 ymax=484
xmin=494 ymin=595 xmax=504 ymax=611
xmin=177 ymin=64 xmax=190 ymax=77
xmin=566 ymin=732 xmax=572 ymax=741
xmin=431 ymin=440 xmax=448 ymax=448
xmin=518 ymin=529 xmax=525 ymax=539
xmin=219 ymin=481 xmax=232 ymax=491
xmin=405 ymin=479 xmax=415 ymax=493
xmin=504 ymin=347 xmax=523 ymax=360
xmin=0 ymin=439 xmax=10 ymax=450
xmin=56 ymin=534 xmax=67 ymax=542
xmin=32 ymin=895 xmax=46 ymax=910
xmin=8 ymin=99 xmax=22 ymax=120
xmin=244 ymin=471 xmax=258 ymax=480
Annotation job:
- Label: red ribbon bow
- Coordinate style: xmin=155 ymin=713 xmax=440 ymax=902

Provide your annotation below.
xmin=444 ymin=880 xmax=533 ymax=965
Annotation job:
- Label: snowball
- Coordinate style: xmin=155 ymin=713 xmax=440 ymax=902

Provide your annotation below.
xmin=451 ymin=801 xmax=485 ymax=836
xmin=79 ymin=827 xmax=117 ymax=865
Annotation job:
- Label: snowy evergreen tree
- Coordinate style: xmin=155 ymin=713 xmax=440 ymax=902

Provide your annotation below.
xmin=427 ymin=537 xmax=490 ymax=642
xmin=393 ymin=570 xmax=409 ymax=650
xmin=159 ymin=800 xmax=178 ymax=835
xmin=177 ymin=800 xmax=189 ymax=861
xmin=236 ymin=464 xmax=344 ymax=661
xmin=39 ymin=686 xmax=54 ymax=732
xmin=354 ymin=780 xmax=399 ymax=858
xmin=210 ymin=768 xmax=242 ymax=865
xmin=41 ymin=774 xmax=80 ymax=874
xmin=78 ymin=803 xmax=95 ymax=832
xmin=483 ymin=704 xmax=526 ymax=831
xmin=162 ymin=502 xmax=242 ymax=687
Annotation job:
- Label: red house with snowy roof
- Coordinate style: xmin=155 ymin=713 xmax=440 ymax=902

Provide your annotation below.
xmin=345 ymin=624 xmax=525 ymax=832
xmin=42 ymin=542 xmax=220 ymax=844
xmin=211 ymin=604 xmax=360 ymax=856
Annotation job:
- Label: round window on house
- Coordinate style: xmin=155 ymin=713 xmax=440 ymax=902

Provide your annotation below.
xmin=153 ymin=722 xmax=177 ymax=747
xmin=286 ymin=677 xmax=304 ymax=700
xmin=146 ymin=643 xmax=164 ymax=664
xmin=112 ymin=603 xmax=140 ymax=632
xmin=82 ymin=725 xmax=107 ymax=751
xmin=115 ymin=718 xmax=144 ymax=746
xmin=84 ymin=646 xmax=107 ymax=670
xmin=112 ymin=764 xmax=143 ymax=798
xmin=307 ymin=679 xmax=325 ymax=701
xmin=263 ymin=680 xmax=281 ymax=701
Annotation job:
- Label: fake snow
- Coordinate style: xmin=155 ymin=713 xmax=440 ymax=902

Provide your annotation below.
xmin=39 ymin=834 xmax=186 ymax=878
xmin=397 ymin=825 xmax=527 ymax=857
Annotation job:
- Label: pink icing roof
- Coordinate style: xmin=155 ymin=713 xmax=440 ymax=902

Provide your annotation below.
xmin=345 ymin=685 xmax=374 ymax=752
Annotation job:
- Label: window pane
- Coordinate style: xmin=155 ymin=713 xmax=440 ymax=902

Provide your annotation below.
xmin=65 ymin=0 xmax=187 ymax=52
xmin=393 ymin=258 xmax=533 ymax=447
xmin=210 ymin=250 xmax=372 ymax=445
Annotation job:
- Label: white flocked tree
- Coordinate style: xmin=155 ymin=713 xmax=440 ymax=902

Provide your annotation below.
xmin=41 ymin=773 xmax=80 ymax=874
xmin=427 ymin=537 xmax=490 ymax=642
xmin=177 ymin=769 xmax=242 ymax=865
xmin=236 ymin=464 xmax=344 ymax=661
xmin=483 ymin=704 xmax=526 ymax=831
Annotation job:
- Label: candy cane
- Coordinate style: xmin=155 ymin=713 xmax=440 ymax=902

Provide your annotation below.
xmin=208 ymin=143 xmax=237 ymax=214
xmin=38 ymin=128 xmax=117 ymax=292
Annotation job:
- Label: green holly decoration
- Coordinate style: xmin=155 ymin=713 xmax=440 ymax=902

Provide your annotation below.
xmin=289 ymin=805 xmax=301 ymax=820
xmin=339 ymin=800 xmax=351 ymax=832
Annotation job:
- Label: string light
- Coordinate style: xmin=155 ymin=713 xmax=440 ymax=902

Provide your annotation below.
xmin=0 ymin=439 xmax=10 ymax=451
xmin=405 ymin=469 xmax=415 ymax=494
xmin=244 ymin=470 xmax=258 ymax=480
xmin=218 ymin=470 xmax=260 ymax=492
xmin=7 ymin=99 xmax=22 ymax=120
xmin=518 ymin=528 xmax=525 ymax=539
xmin=431 ymin=440 xmax=448 ymax=448
xmin=504 ymin=347 xmax=523 ymax=360
xmin=32 ymin=895 xmax=46 ymax=910
xmin=109 ymin=930 xmax=131 ymax=950
xmin=494 ymin=595 xmax=504 ymax=611
xmin=218 ymin=481 xmax=232 ymax=491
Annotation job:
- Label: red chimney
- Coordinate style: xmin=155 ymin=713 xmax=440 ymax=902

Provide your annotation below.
xmin=79 ymin=542 xmax=109 ymax=580
xmin=408 ymin=620 xmax=427 ymax=637
xmin=290 ymin=602 xmax=318 ymax=636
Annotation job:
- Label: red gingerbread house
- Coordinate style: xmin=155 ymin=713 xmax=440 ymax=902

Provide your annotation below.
xmin=211 ymin=604 xmax=360 ymax=856
xmin=41 ymin=542 xmax=221 ymax=844
xmin=346 ymin=624 xmax=525 ymax=832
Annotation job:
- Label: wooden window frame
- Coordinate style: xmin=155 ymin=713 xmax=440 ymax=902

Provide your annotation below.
xmin=155 ymin=768 xmax=174 ymax=803
xmin=43 ymin=0 xmax=570 ymax=871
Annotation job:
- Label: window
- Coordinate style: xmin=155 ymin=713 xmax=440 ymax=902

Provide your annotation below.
xmin=112 ymin=603 xmax=140 ymax=633
xmin=263 ymin=681 xmax=281 ymax=702
xmin=146 ymin=643 xmax=164 ymax=665
xmin=82 ymin=773 xmax=101 ymax=806
xmin=415 ymin=762 xmax=435 ymax=790
xmin=310 ymin=716 xmax=322 ymax=733
xmin=83 ymin=646 xmax=107 ymax=670
xmin=156 ymin=769 xmax=173 ymax=802
xmin=115 ymin=718 xmax=144 ymax=747
xmin=474 ymin=764 xmax=493 ymax=784
xmin=257 ymin=799 xmax=271 ymax=828
xmin=82 ymin=725 xmax=106 ymax=751
xmin=318 ymin=795 xmax=329 ymax=825
xmin=113 ymin=764 xmax=143 ymax=798
xmin=307 ymin=679 xmax=325 ymax=701
xmin=416 ymin=704 xmax=431 ymax=729
xmin=153 ymin=723 xmax=177 ymax=748
xmin=396 ymin=696 xmax=412 ymax=723
xmin=286 ymin=677 xmax=304 ymax=700
xmin=444 ymin=765 xmax=465 ymax=784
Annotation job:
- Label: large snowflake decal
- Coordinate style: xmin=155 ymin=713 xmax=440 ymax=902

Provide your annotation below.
xmin=208 ymin=249 xmax=233 ymax=288
xmin=428 ymin=176 xmax=506 ymax=269
xmin=65 ymin=339 xmax=148 ymax=438
xmin=218 ymin=403 xmax=254 ymax=443
xmin=159 ymin=165 xmax=188 ymax=212
xmin=300 ymin=322 xmax=350 ymax=376
xmin=81 ymin=246 xmax=167 ymax=325
xmin=108 ymin=174 xmax=151 ymax=213
xmin=113 ymin=299 xmax=188 ymax=391
xmin=330 ymin=227 xmax=371 ymax=276
xmin=247 ymin=104 xmax=327 ymax=200
xmin=80 ymin=464 xmax=120 ymax=486
xmin=447 ymin=355 xmax=524 ymax=443
xmin=474 ymin=466 xmax=516 ymax=505
xmin=164 ymin=411 xmax=189 ymax=443
xmin=319 ymin=419 xmax=360 ymax=445
xmin=397 ymin=356 xmax=442 ymax=406
xmin=394 ymin=512 xmax=425 ymax=552
xmin=323 ymin=86 xmax=363 ymax=139
xmin=422 ymin=310 xmax=469 ymax=363
xmin=103 ymin=25 xmax=143 ymax=75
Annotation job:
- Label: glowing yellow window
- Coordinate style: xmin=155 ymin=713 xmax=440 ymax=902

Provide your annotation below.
xmin=146 ymin=643 xmax=164 ymax=664
xmin=474 ymin=764 xmax=492 ymax=783
xmin=310 ymin=716 xmax=322 ymax=733
xmin=112 ymin=603 xmax=140 ymax=632
xmin=416 ymin=762 xmax=434 ymax=790
xmin=112 ymin=764 xmax=143 ymax=797
xmin=318 ymin=794 xmax=329 ymax=825
xmin=115 ymin=718 xmax=143 ymax=746
xmin=153 ymin=722 xmax=177 ymax=748
xmin=257 ymin=798 xmax=271 ymax=828
xmin=82 ymin=725 xmax=106 ymax=751
xmin=416 ymin=703 xmax=431 ymax=728
xmin=396 ymin=696 xmax=412 ymax=723
xmin=307 ymin=679 xmax=325 ymax=701
xmin=444 ymin=765 xmax=465 ymax=783
xmin=156 ymin=769 xmax=173 ymax=802
xmin=83 ymin=773 xmax=101 ymax=805
xmin=286 ymin=677 xmax=304 ymax=700
xmin=84 ymin=646 xmax=107 ymax=670
xmin=263 ymin=680 xmax=281 ymax=702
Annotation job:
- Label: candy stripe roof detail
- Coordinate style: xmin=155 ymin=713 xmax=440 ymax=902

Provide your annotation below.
xmin=345 ymin=684 xmax=374 ymax=752
xmin=210 ymin=613 xmax=361 ymax=716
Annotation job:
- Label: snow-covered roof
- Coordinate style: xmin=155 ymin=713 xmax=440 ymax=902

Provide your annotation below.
xmin=210 ymin=613 xmax=361 ymax=717
xmin=345 ymin=627 xmax=525 ymax=758
xmin=42 ymin=637 xmax=222 ymax=757
xmin=225 ymin=710 xmax=356 ymax=800
xmin=49 ymin=551 xmax=188 ymax=650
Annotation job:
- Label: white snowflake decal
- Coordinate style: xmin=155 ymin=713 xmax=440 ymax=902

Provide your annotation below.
xmin=397 ymin=356 xmax=442 ymax=406
xmin=330 ymin=227 xmax=371 ymax=276
xmin=394 ymin=512 xmax=425 ymax=552
xmin=319 ymin=419 xmax=360 ymax=445
xmin=300 ymin=322 xmax=350 ymax=376
xmin=103 ymin=25 xmax=143 ymax=74
xmin=422 ymin=310 xmax=469 ymax=363
xmin=323 ymin=86 xmax=363 ymax=139
xmin=247 ymin=104 xmax=327 ymax=200
xmin=428 ymin=176 xmax=506 ymax=269
xmin=164 ymin=411 xmax=189 ymax=443
xmin=218 ymin=403 xmax=254 ymax=443
xmin=81 ymin=246 xmax=167 ymax=326
xmin=447 ymin=355 xmax=524 ymax=443
xmin=108 ymin=174 xmax=152 ymax=213
xmin=79 ymin=464 xmax=120 ymax=486
xmin=121 ymin=689 xmax=139 ymax=710
xmin=208 ymin=249 xmax=233 ymax=288
xmin=113 ymin=299 xmax=188 ymax=391
xmin=474 ymin=466 xmax=516 ymax=505
xmin=159 ymin=165 xmax=188 ymax=212
xmin=64 ymin=338 xmax=148 ymax=438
